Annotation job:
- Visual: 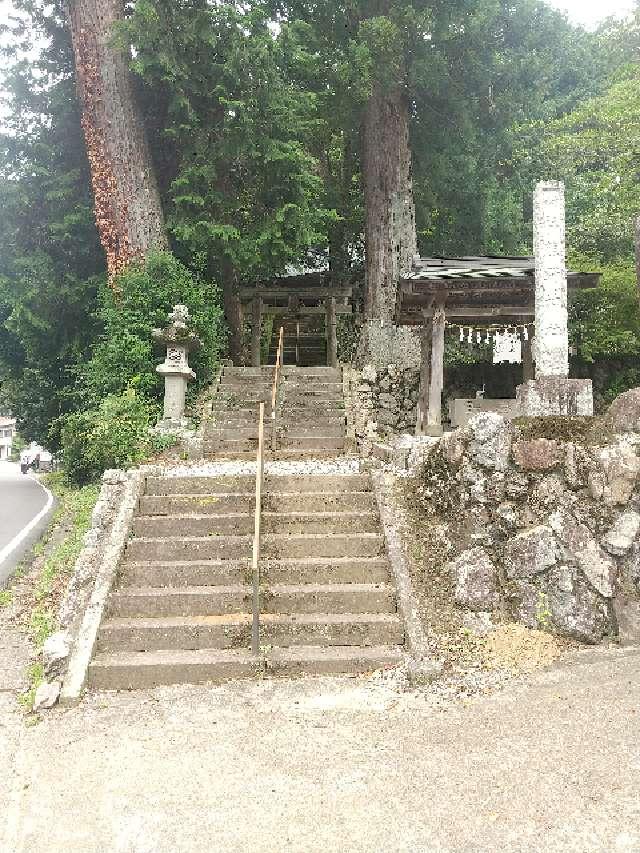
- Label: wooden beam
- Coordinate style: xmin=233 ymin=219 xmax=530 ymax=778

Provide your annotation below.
xmin=326 ymin=296 xmax=338 ymax=368
xmin=250 ymin=294 xmax=262 ymax=367
xmin=523 ymin=334 xmax=534 ymax=382
xmin=241 ymin=305 xmax=353 ymax=317
xmin=240 ymin=287 xmax=352 ymax=302
xmin=426 ymin=300 xmax=446 ymax=436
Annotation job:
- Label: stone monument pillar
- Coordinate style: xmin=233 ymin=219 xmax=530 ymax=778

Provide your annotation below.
xmin=516 ymin=181 xmax=593 ymax=417
xmin=153 ymin=305 xmax=201 ymax=427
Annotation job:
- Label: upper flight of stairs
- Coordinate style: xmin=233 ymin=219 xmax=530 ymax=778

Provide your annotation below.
xmin=203 ymin=365 xmax=347 ymax=459
xmin=267 ymin=317 xmax=327 ymax=367
xmin=88 ymin=472 xmax=405 ymax=690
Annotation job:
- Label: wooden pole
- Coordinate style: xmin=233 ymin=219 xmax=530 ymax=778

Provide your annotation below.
xmin=425 ymin=300 xmax=446 ymax=436
xmin=416 ymin=305 xmax=433 ymax=436
xmin=250 ymin=295 xmax=262 ymax=368
xmin=327 ymin=296 xmax=338 ymax=368
xmin=251 ymin=402 xmax=265 ymax=657
xmin=523 ymin=334 xmax=534 ymax=382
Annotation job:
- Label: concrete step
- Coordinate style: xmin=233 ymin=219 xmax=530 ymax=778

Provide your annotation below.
xmin=280 ymin=414 xmax=346 ymax=426
xmin=144 ymin=474 xmax=370 ymax=496
xmin=270 ymin=450 xmax=345 ymax=461
xmin=108 ymin=583 xmax=396 ymax=618
xmin=89 ymin=647 xmax=263 ymax=689
xmin=119 ymin=556 xmax=391 ymax=587
xmin=204 ymin=427 xmax=272 ymax=440
xmin=88 ymin=645 xmax=401 ymax=690
xmin=139 ymin=491 xmax=376 ymax=516
xmin=97 ymin=612 xmax=404 ymax=652
xmin=284 ymin=437 xmax=345 ymax=451
xmin=132 ymin=512 xmax=379 ymax=538
xmin=126 ymin=532 xmax=384 ymax=562
xmin=202 ymin=439 xmax=258 ymax=454
xmin=264 ymin=645 xmax=403 ymax=677
xmin=223 ymin=367 xmax=275 ymax=377
xmin=282 ymin=368 xmax=342 ymax=379
xmin=279 ymin=425 xmax=345 ymax=438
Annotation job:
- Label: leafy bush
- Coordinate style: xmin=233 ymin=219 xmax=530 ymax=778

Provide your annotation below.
xmin=61 ymin=391 xmax=162 ymax=485
xmin=79 ymin=252 xmax=225 ymax=408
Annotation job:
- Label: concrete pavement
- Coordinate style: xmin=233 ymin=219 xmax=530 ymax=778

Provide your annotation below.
xmin=1 ymin=646 xmax=640 ymax=852
xmin=0 ymin=462 xmax=53 ymax=586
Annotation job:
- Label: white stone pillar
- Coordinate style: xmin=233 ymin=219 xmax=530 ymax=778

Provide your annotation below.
xmin=533 ymin=181 xmax=568 ymax=378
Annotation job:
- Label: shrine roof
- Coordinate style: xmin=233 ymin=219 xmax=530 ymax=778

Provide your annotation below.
xmin=396 ymin=256 xmax=601 ymax=326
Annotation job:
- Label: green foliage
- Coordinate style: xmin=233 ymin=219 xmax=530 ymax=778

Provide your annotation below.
xmin=80 ymin=251 xmax=225 ymax=408
xmin=519 ymin=65 xmax=640 ymax=264
xmin=570 ymin=260 xmax=640 ymax=361
xmin=60 ymin=391 xmax=159 ymax=485
xmin=123 ymin=2 xmax=332 ymax=286
xmin=0 ymin=1 xmax=103 ymax=443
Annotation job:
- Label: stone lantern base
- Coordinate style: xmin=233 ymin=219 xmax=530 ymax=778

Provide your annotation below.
xmin=516 ymin=378 xmax=593 ymax=417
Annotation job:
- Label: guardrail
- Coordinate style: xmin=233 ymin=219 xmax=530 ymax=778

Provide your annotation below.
xmin=251 ymin=401 xmax=266 ymax=656
xmin=271 ymin=326 xmax=284 ymax=452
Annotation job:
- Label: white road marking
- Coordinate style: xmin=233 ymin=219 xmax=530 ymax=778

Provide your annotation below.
xmin=0 ymin=474 xmax=54 ymax=569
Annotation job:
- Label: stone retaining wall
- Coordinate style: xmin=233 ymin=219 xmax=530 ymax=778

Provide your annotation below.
xmin=401 ymin=393 xmax=640 ymax=645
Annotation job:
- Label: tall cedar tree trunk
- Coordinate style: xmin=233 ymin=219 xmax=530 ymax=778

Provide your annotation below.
xmin=221 ymin=260 xmax=244 ymax=364
xmin=66 ymin=0 xmax=168 ymax=282
xmin=636 ymin=214 xmax=640 ymax=297
xmin=362 ymin=85 xmax=417 ymax=321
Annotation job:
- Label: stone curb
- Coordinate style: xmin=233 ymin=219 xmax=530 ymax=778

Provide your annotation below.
xmin=60 ymin=469 xmax=145 ymax=705
xmin=371 ymin=470 xmax=436 ymax=671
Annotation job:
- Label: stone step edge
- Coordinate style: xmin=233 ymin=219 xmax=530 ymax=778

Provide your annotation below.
xmin=134 ymin=511 xmax=378 ymax=522
xmin=101 ymin=612 xmax=402 ymax=629
xmin=128 ymin=533 xmax=384 ymax=544
xmin=90 ymin=645 xmax=403 ymax=670
xmin=111 ymin=582 xmax=394 ymax=597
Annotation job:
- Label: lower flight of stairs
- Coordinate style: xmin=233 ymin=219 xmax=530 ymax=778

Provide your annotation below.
xmin=88 ymin=472 xmax=404 ymax=690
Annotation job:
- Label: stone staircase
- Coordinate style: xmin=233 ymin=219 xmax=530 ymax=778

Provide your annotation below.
xmin=88 ymin=472 xmax=404 ymax=690
xmin=203 ymin=365 xmax=347 ymax=458
xmin=267 ymin=317 xmax=327 ymax=366
xmin=203 ymin=366 xmax=273 ymax=458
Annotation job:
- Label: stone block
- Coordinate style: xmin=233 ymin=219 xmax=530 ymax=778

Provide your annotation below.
xmin=596 ymin=443 xmax=640 ymax=505
xmin=613 ymin=597 xmax=640 ymax=645
xmin=605 ymin=387 xmax=640 ymax=434
xmin=516 ymin=378 xmax=593 ymax=417
xmin=447 ymin=547 xmax=499 ymax=611
xmin=550 ymin=512 xmax=616 ymax=598
xmin=603 ymin=511 xmax=640 ymax=557
xmin=512 ymin=438 xmax=562 ymax=471
xmin=468 ymin=413 xmax=512 ymax=471
xmin=504 ymin=525 xmax=558 ymax=579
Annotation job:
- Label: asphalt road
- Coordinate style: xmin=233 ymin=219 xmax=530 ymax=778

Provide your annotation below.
xmin=2 ymin=647 xmax=640 ymax=852
xmin=0 ymin=461 xmax=53 ymax=585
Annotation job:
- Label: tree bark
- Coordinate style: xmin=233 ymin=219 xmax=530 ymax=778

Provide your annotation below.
xmin=362 ymin=85 xmax=417 ymax=322
xmin=66 ymin=0 xmax=168 ymax=283
xmin=221 ymin=263 xmax=244 ymax=365
xmin=636 ymin=214 xmax=640 ymax=297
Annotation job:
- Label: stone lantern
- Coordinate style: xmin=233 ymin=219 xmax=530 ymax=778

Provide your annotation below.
xmin=153 ymin=305 xmax=201 ymax=426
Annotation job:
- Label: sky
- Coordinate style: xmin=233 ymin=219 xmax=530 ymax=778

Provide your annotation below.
xmin=0 ymin=0 xmax=637 ymax=32
xmin=549 ymin=0 xmax=636 ymax=28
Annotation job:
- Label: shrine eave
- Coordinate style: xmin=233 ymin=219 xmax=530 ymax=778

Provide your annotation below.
xmin=395 ymin=259 xmax=600 ymax=326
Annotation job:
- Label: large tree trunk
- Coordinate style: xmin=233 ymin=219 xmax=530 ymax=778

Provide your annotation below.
xmin=636 ymin=214 xmax=640 ymax=297
xmin=66 ymin=0 xmax=168 ymax=282
xmin=362 ymin=85 xmax=417 ymax=322
xmin=221 ymin=262 xmax=245 ymax=365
